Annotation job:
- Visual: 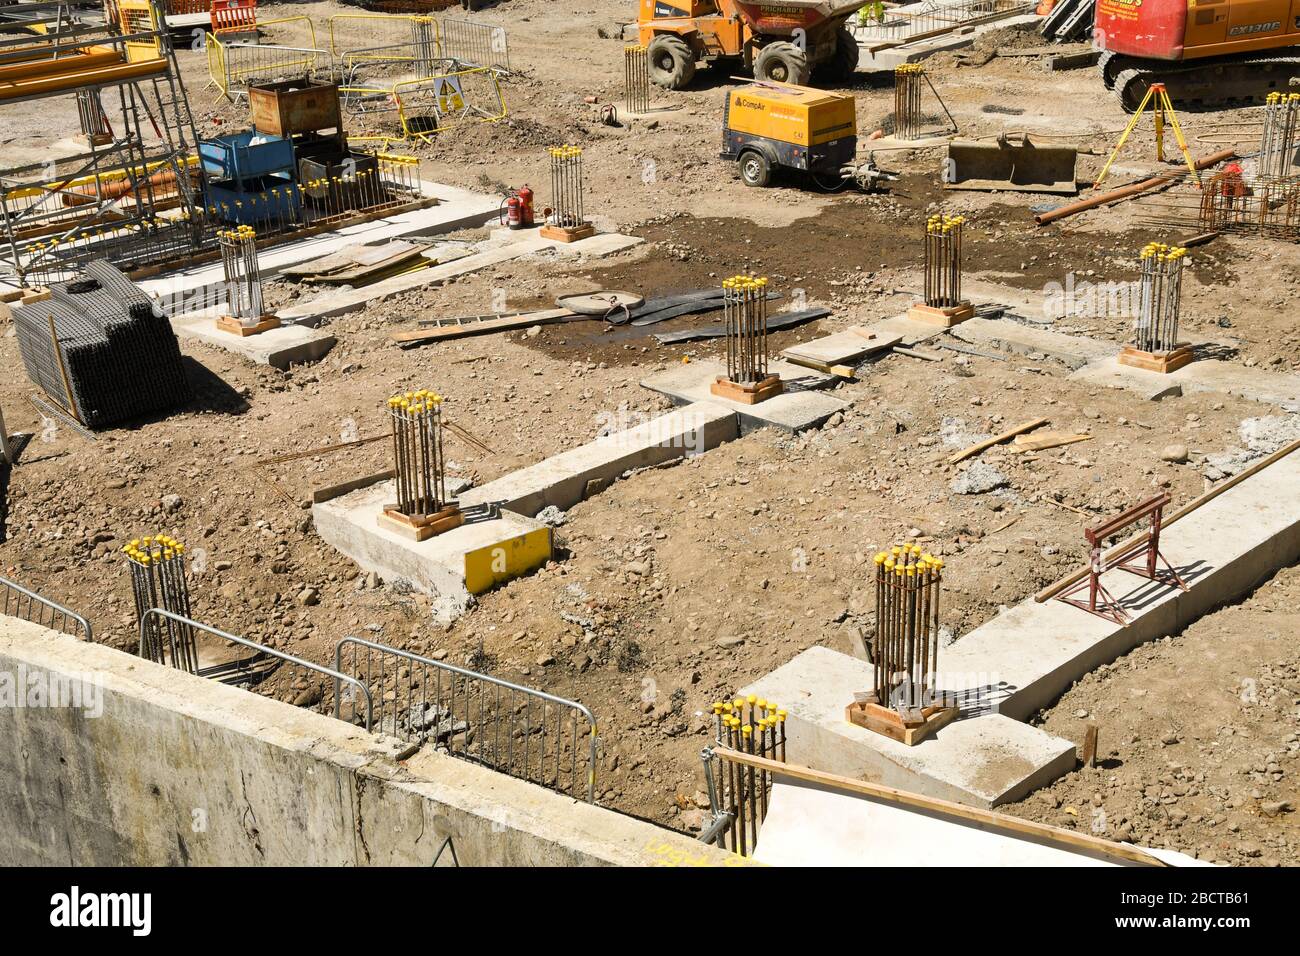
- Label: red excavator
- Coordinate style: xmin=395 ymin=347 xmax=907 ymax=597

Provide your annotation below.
xmin=1095 ymin=0 xmax=1300 ymax=110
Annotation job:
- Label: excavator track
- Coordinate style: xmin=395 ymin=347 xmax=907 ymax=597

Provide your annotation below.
xmin=1111 ymin=52 xmax=1300 ymax=112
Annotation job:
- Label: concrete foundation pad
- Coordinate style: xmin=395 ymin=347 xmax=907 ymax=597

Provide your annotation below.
xmin=1066 ymin=357 xmax=1186 ymax=401
xmin=941 ymin=448 xmax=1300 ymax=720
xmin=313 ymin=481 xmax=552 ymax=620
xmin=744 ymin=449 xmax=1300 ymax=806
xmin=754 ymin=777 xmax=1205 ymax=866
xmin=955 ymin=317 xmax=1120 ymax=370
xmin=172 ymin=313 xmax=336 ymax=369
xmin=1070 ymin=355 xmax=1299 ymax=409
xmin=640 ymin=359 xmax=849 ymax=433
xmin=743 ymin=647 xmax=1078 ymax=808
xmin=461 ymin=402 xmax=738 ymax=517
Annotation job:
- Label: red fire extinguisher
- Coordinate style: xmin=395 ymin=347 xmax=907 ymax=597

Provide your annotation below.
xmin=500 ymin=186 xmax=535 ymax=229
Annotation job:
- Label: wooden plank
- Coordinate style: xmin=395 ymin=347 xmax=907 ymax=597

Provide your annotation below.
xmin=892 ymin=345 xmax=942 ymax=362
xmin=713 ymin=746 xmax=1168 ymax=867
xmin=782 ymin=355 xmax=857 ymax=378
xmin=1012 ymin=431 xmax=1092 ymax=453
xmin=946 ymin=417 xmax=1049 ymax=465
xmin=390 ymin=308 xmax=575 ymax=345
xmin=1081 ymin=723 xmax=1099 ymax=768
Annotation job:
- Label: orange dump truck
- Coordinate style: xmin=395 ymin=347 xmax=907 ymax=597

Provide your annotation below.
xmin=637 ymin=0 xmax=869 ymax=89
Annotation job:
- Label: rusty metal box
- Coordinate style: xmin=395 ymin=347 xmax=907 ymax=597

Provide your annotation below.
xmin=248 ymin=79 xmax=342 ymax=138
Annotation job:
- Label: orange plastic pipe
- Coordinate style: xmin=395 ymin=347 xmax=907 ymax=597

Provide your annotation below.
xmin=1034 ymin=148 xmax=1236 ymax=227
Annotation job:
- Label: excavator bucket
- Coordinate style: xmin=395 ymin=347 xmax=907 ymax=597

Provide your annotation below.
xmin=945 ymin=133 xmax=1079 ymax=195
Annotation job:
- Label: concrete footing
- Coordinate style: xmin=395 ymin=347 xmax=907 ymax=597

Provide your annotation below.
xmin=1070 ymin=355 xmax=1299 ymax=409
xmin=744 ymin=447 xmax=1300 ymax=805
xmin=941 ymin=446 xmax=1300 ymax=720
xmin=640 ymin=359 xmax=848 ymax=433
xmin=743 ymin=647 xmax=1078 ymax=808
xmin=313 ymin=482 xmax=553 ymax=620
xmin=461 ymin=402 xmax=738 ymax=517
xmin=171 ymin=314 xmax=337 ymax=369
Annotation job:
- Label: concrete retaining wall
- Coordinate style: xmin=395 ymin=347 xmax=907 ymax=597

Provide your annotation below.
xmin=0 ymin=619 xmax=731 ymax=866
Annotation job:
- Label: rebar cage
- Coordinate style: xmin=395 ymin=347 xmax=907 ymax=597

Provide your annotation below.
xmin=873 ymin=544 xmax=946 ymax=711
xmin=335 ymin=635 xmax=599 ymax=802
xmin=127 ymin=535 xmax=199 ymax=673
xmin=624 ymin=44 xmax=649 ymax=114
xmin=1135 ymin=242 xmax=1186 ymax=354
xmin=546 ymin=145 xmax=587 ymax=229
xmin=1197 ymin=167 xmax=1300 ymax=242
xmin=1259 ymin=92 xmax=1300 ymax=182
xmin=894 ymin=63 xmax=924 ymax=141
xmin=922 ymin=213 xmax=965 ymax=308
xmin=699 ymin=695 xmax=788 ymax=857
xmin=387 ymin=388 xmax=450 ymax=518
xmin=721 ymin=274 xmax=771 ymax=385
xmin=217 ymin=224 xmax=265 ymax=322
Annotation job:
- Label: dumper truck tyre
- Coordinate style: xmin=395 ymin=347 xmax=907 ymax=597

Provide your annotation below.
xmin=816 ymin=25 xmax=860 ymax=83
xmin=737 ymin=148 xmax=773 ymax=188
xmin=647 ymin=35 xmax=696 ymax=90
xmin=753 ymin=42 xmax=810 ymax=86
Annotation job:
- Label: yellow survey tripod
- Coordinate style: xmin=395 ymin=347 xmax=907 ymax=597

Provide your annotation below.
xmin=1093 ymin=82 xmax=1200 ymax=190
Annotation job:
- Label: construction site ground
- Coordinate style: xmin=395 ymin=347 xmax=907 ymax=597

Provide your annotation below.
xmin=1 ymin=1 xmax=1297 ymax=860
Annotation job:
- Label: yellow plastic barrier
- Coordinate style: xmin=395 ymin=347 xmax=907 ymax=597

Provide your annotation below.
xmin=341 ymin=65 xmax=505 ymax=145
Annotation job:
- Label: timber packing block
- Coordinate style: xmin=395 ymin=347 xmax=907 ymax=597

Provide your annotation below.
xmin=1118 ymin=345 xmax=1195 ymax=374
xmin=216 ymin=315 xmax=281 ymax=337
xmin=710 ymin=373 xmax=784 ymax=405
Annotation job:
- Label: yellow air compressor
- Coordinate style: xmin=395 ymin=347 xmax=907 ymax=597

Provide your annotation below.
xmin=721 ymin=80 xmax=894 ymax=191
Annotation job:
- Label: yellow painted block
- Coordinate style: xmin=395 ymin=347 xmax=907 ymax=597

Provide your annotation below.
xmin=463 ymin=527 xmax=552 ymax=595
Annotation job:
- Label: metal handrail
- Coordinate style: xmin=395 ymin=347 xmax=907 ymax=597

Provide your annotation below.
xmin=140 ymin=609 xmax=373 ymax=730
xmin=335 ymin=635 xmax=598 ymax=801
xmin=0 ymin=574 xmax=93 ymax=641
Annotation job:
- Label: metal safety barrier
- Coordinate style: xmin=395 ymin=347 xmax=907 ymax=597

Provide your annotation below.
xmin=254 ymin=13 xmax=318 ymax=50
xmin=335 ymin=635 xmax=598 ymax=802
xmin=140 ymin=608 xmax=374 ymax=729
xmin=439 ymin=17 xmax=508 ymax=71
xmin=328 ymin=13 xmax=444 ymax=81
xmin=342 ymin=66 xmax=506 ymax=144
xmin=207 ymin=35 xmax=337 ymax=100
xmin=0 ymin=575 xmax=93 ymax=642
xmin=853 ymin=0 xmax=1031 ymax=44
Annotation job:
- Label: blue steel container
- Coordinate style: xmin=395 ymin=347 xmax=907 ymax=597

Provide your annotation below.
xmin=199 ymin=131 xmax=296 ymax=186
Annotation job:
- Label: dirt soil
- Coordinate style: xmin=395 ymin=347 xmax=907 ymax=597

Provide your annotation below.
xmin=1 ymin=1 xmax=1298 ymax=858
